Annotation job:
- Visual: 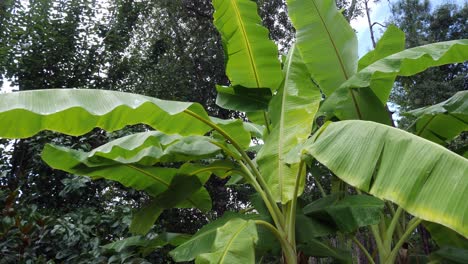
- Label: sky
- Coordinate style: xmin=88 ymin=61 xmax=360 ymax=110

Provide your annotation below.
xmin=351 ymin=0 xmax=467 ymax=57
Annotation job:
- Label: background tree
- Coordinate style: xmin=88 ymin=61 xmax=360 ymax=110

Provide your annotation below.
xmin=389 ymin=0 xmax=468 ymax=128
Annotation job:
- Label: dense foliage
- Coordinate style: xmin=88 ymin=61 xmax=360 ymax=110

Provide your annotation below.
xmin=0 ymin=0 xmax=467 ymax=263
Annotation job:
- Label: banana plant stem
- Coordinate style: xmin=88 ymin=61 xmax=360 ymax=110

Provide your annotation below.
xmin=386 ymin=217 xmax=422 ymax=263
xmin=238 ymin=161 xmax=284 ymax=230
xmin=352 ymin=236 xmax=376 ymax=264
xmin=286 ymin=160 xmax=305 ymax=249
xmin=255 ymin=220 xmax=297 ymax=264
xmin=184 ymin=110 xmax=285 ymax=228
xmin=370 ymin=224 xmax=386 ymax=259
xmin=385 ymin=206 xmax=403 ymax=248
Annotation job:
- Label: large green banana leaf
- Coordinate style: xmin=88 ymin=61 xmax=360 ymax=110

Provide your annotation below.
xmin=0 ymin=89 xmax=251 ymax=149
xmin=320 ymin=40 xmax=468 ymax=122
xmin=319 ymin=25 xmax=405 ymax=124
xmin=303 ymin=194 xmax=384 ymax=233
xmin=130 ymin=174 xmax=203 ymax=235
xmin=55 ymin=131 xmax=221 ymax=167
xmin=215 ymin=85 xmax=272 ymax=112
xmin=212 ymin=0 xmax=282 ymax=90
xmin=257 ymin=44 xmax=321 ymax=203
xmin=298 ymin=239 xmax=352 ymax=263
xmin=424 ymin=221 xmax=468 ymax=264
xmin=424 ymin=222 xmax=468 ymax=249
xmin=170 ymin=212 xmax=255 ymax=262
xmin=358 ymin=25 xmax=405 ymax=71
xmin=318 ymin=86 xmax=392 ymax=124
xmin=286 ymin=0 xmax=358 ymax=95
xmin=405 ymin=91 xmax=468 ymax=144
xmin=41 ymin=145 xmax=214 ymax=210
xmin=344 ymin=39 xmax=468 ymax=103
xmin=103 ymin=233 xmax=189 ymax=255
xmin=430 ymin=247 xmax=468 ymax=264
xmin=196 ymin=218 xmax=258 ymax=264
xmin=291 ymin=120 xmax=468 ymax=237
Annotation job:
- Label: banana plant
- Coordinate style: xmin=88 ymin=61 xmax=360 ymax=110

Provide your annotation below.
xmin=0 ymin=0 xmax=467 ymax=263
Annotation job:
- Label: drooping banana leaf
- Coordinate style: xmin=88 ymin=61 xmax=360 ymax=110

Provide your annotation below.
xmin=0 ymin=89 xmax=251 ymax=149
xmin=170 ymin=212 xmax=256 ymax=262
xmin=130 ymin=174 xmax=202 ymax=235
xmin=405 ymin=91 xmax=468 ymax=144
xmin=103 ymin=235 xmax=166 ymax=253
xmin=318 ymin=86 xmax=393 ymax=124
xmin=319 ymin=40 xmax=468 ymax=123
xmin=286 ymin=0 xmax=358 ymax=95
xmin=129 ymin=200 xmax=163 ymax=236
xmin=196 ymin=218 xmax=258 ymax=264
xmin=290 ymin=120 xmax=468 ymax=237
xmin=303 ymin=194 xmax=384 ymax=233
xmin=41 ymin=144 xmax=215 ymax=211
xmin=215 ymin=85 xmax=272 ymax=112
xmin=212 ymin=0 xmax=282 ymax=90
xmin=429 ymin=247 xmax=468 ymax=264
xmin=60 ymin=132 xmax=221 ymax=167
xmin=103 ymin=233 xmax=190 ymax=254
xmin=298 ymin=239 xmax=352 ymax=263
xmin=424 ymin=222 xmax=468 ymax=249
xmin=343 ymin=39 xmax=468 ymax=103
xmin=358 ymin=25 xmax=405 ymax=71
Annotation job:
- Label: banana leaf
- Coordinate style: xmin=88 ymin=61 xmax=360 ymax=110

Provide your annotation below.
xmin=344 ymin=40 xmax=468 ymax=103
xmin=290 ymin=120 xmax=468 ymax=237
xmin=257 ymin=44 xmax=321 ymax=203
xmin=320 ymin=40 xmax=468 ymax=122
xmin=42 ymin=145 xmax=216 ymax=211
xmin=196 ymin=218 xmax=258 ymax=264
xmin=286 ymin=0 xmax=358 ymax=95
xmin=130 ymin=174 xmax=202 ymax=234
xmin=405 ymin=91 xmax=468 ymax=144
xmin=0 ymin=89 xmax=251 ymax=149
xmin=358 ymin=25 xmax=405 ymax=71
xmin=212 ymin=0 xmax=282 ymax=90
xmin=303 ymin=194 xmax=384 ymax=233
xmin=58 ymin=132 xmax=221 ymax=167
xmin=170 ymin=212 xmax=257 ymax=262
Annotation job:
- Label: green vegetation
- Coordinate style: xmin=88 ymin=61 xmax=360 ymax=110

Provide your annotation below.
xmin=0 ymin=0 xmax=467 ymax=263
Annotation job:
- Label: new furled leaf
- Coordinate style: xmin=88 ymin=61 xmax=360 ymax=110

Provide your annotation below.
xmin=298 ymin=120 xmax=468 ymax=237
xmin=257 ymin=44 xmax=321 ymax=203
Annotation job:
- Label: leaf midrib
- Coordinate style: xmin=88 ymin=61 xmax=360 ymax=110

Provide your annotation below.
xmin=231 ymin=0 xmax=261 ymax=88
xmin=310 ymin=0 xmax=349 ymax=80
xmin=218 ymin=220 xmax=250 ymax=263
xmin=276 ymin=46 xmax=296 ymax=201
